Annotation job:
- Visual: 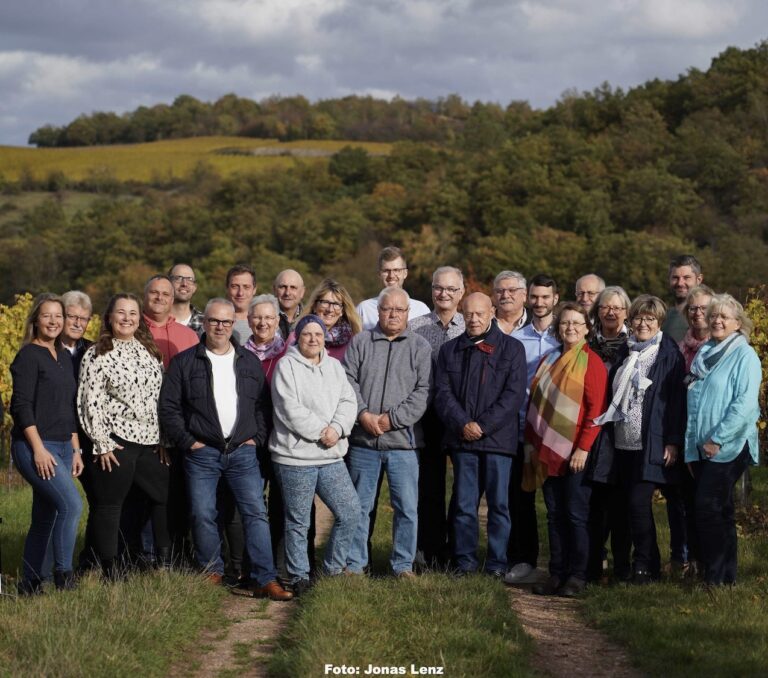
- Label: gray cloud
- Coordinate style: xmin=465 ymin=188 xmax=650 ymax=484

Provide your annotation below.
xmin=1 ymin=0 xmax=767 ymax=144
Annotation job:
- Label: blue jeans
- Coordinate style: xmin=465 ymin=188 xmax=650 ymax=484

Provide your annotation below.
xmin=184 ymin=445 xmax=277 ymax=586
xmin=11 ymin=438 xmax=83 ymax=582
xmin=346 ymin=447 xmax=419 ymax=574
xmin=273 ymin=460 xmax=360 ymax=582
xmin=542 ymin=469 xmax=592 ymax=581
xmin=451 ymin=450 xmax=512 ymax=573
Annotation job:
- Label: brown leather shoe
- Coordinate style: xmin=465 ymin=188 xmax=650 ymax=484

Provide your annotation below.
xmin=252 ymin=580 xmax=294 ymax=601
xmin=205 ymin=573 xmax=224 ymax=585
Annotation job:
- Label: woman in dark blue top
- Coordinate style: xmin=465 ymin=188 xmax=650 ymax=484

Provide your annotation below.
xmin=10 ymin=293 xmax=83 ymax=594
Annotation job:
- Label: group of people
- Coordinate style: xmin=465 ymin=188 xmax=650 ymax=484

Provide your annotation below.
xmin=8 ymin=248 xmax=761 ymax=601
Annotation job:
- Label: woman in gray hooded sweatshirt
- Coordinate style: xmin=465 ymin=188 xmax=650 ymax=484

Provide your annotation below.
xmin=269 ymin=314 xmax=361 ymax=596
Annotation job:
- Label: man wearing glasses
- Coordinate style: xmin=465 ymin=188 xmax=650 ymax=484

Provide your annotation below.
xmin=493 ymin=271 xmax=529 ymax=334
xmin=574 ymin=273 xmax=605 ymax=314
xmin=356 ymin=246 xmax=430 ymax=330
xmin=169 ymin=263 xmax=204 ymax=336
xmin=344 ymin=287 xmax=432 ymax=577
xmin=409 ymin=266 xmax=466 ymax=569
xmin=159 ymin=298 xmax=292 ymax=600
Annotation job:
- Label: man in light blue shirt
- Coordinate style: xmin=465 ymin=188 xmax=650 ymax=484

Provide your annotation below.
xmin=505 ymin=274 xmax=560 ymax=585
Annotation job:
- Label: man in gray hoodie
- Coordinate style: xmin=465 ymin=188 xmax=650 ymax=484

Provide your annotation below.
xmin=344 ymin=287 xmax=432 ymax=576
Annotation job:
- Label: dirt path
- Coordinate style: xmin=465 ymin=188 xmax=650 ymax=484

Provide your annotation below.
xmin=507 ymin=585 xmax=644 ymax=677
xmin=178 ymin=497 xmax=335 ymax=678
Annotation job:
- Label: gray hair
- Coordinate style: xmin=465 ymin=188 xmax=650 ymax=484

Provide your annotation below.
xmin=575 ymin=273 xmax=606 ymax=293
xmin=378 ymin=287 xmax=410 ymax=307
xmin=432 ymin=266 xmax=464 ymax=285
xmin=493 ymin=270 xmax=526 ymax=289
xmin=249 ymin=294 xmax=280 ymax=316
xmin=61 ymin=290 xmax=92 ymax=315
xmin=204 ymin=297 xmax=235 ymax=317
xmin=707 ymin=293 xmax=753 ymax=340
xmin=591 ymin=285 xmax=630 ymax=329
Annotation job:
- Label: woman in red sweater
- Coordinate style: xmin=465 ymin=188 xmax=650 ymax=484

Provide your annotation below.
xmin=526 ymin=301 xmax=608 ymax=597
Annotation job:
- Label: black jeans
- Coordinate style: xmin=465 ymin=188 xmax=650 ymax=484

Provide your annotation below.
xmin=89 ymin=438 xmax=170 ymax=562
xmin=506 ymin=446 xmax=539 ymax=569
xmin=693 ymin=444 xmax=750 ymax=584
xmin=417 ymin=408 xmax=449 ymax=567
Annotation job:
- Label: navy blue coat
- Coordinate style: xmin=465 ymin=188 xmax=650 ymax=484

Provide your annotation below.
xmin=587 ymin=332 xmax=686 ymax=485
xmin=159 ymin=338 xmax=271 ymax=453
xmin=434 ymin=324 xmax=527 ymax=455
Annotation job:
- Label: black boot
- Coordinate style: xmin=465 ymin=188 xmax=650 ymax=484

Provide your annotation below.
xmin=54 ymin=570 xmax=77 ymax=591
xmin=17 ymin=577 xmax=44 ymax=596
xmin=101 ymin=558 xmax=126 ymax=583
xmin=156 ymin=547 xmax=173 ymax=571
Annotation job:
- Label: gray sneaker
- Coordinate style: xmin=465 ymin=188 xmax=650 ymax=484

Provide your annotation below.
xmin=503 ymin=562 xmax=536 ymax=584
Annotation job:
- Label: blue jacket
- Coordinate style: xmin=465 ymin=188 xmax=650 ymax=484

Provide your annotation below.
xmin=685 ymin=336 xmax=761 ymax=464
xmin=587 ymin=332 xmax=686 ymax=485
xmin=434 ymin=324 xmax=527 ymax=455
xmin=159 ymin=338 xmax=271 ymax=453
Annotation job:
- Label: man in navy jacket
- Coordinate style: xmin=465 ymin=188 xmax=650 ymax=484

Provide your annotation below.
xmin=434 ymin=293 xmax=527 ymax=576
xmin=159 ymin=298 xmax=292 ymax=600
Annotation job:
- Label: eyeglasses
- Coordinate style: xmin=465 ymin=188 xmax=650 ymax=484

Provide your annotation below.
xmin=631 ymin=316 xmax=659 ymax=326
xmin=493 ymin=287 xmax=525 ymax=296
xmin=687 ymin=305 xmax=708 ymax=315
xmin=170 ymin=275 xmax=196 ymax=284
xmin=598 ymin=305 xmax=625 ymax=313
xmin=66 ymin=313 xmax=91 ymax=323
xmin=380 ymin=267 xmax=407 ymax=276
xmin=316 ymin=300 xmax=343 ymax=310
xmin=379 ymin=306 xmax=408 ymax=315
xmin=576 ymin=290 xmax=599 ymax=298
xmin=559 ymin=321 xmax=587 ymax=328
xmin=206 ymin=318 xmax=234 ymax=327
xmin=432 ymin=285 xmax=462 ymax=295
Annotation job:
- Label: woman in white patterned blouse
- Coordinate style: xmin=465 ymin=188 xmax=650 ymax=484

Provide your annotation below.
xmin=78 ymin=293 xmax=168 ymax=579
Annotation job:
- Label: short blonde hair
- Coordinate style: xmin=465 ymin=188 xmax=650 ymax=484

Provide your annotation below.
xmin=706 ymin=293 xmax=753 ymax=340
xmin=628 ymin=295 xmax=667 ymax=326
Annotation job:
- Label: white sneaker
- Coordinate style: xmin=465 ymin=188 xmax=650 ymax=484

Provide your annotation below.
xmin=504 ymin=562 xmax=535 ymax=584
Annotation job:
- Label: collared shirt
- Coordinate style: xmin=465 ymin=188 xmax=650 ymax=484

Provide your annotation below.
xmin=495 ymin=308 xmax=529 ymax=335
xmin=278 ymin=302 xmax=303 ymax=340
xmin=409 ymin=311 xmax=466 ymax=359
xmin=512 ymin=320 xmax=560 ymax=440
xmin=183 ymin=306 xmax=205 ymax=337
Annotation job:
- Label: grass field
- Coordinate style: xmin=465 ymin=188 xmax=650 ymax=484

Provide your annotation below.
xmin=0 ymin=137 xmax=392 ymax=184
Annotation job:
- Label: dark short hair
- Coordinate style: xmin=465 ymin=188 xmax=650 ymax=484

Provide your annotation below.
xmin=378 ymin=246 xmax=406 ymax=269
xmin=669 ymin=254 xmax=702 ymax=276
xmin=552 ymin=301 xmax=591 ymax=344
xmin=144 ymin=274 xmax=174 ymax=296
xmin=529 ymin=274 xmax=558 ymax=296
xmin=226 ymin=264 xmax=256 ymax=287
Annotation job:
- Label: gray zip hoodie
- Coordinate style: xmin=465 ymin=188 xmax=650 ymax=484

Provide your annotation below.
xmin=343 ymin=326 xmax=432 ymax=450
xmin=270 ymin=346 xmax=357 ymax=466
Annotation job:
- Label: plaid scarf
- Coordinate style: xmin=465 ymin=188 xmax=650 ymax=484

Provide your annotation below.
xmin=525 ymin=339 xmax=590 ymax=479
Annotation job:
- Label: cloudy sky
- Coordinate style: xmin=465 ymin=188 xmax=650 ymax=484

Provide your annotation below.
xmin=1 ymin=0 xmax=766 ymax=146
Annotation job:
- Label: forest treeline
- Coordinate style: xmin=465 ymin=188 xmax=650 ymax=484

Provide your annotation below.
xmin=4 ymin=42 xmax=768 ymax=310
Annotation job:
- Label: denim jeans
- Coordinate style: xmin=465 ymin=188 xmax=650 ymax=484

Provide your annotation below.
xmin=451 ymin=450 xmax=512 ymax=574
xmin=693 ymin=444 xmax=750 ymax=585
xmin=273 ymin=460 xmax=360 ymax=582
xmin=346 ymin=447 xmax=419 ymax=574
xmin=184 ymin=444 xmax=277 ymax=586
xmin=542 ymin=469 xmax=592 ymax=581
xmin=12 ymin=438 xmax=83 ymax=582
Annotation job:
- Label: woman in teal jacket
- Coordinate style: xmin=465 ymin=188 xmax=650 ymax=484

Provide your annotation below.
xmin=685 ymin=293 xmax=762 ymax=585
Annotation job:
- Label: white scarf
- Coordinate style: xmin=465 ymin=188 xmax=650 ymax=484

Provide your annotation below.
xmin=595 ymin=332 xmax=663 ymax=425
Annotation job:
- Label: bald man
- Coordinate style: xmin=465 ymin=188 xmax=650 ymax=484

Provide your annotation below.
xmin=273 ymin=269 xmax=306 ymax=339
xmin=434 ymin=293 xmax=527 ymax=577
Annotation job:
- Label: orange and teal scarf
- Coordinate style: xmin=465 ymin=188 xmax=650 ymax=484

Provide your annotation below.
xmin=525 ymin=339 xmax=590 ymax=480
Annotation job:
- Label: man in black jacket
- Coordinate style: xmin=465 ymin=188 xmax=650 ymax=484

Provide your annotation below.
xmin=159 ymin=298 xmax=292 ymax=601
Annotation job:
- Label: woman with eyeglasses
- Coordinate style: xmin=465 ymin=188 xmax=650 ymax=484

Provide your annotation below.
xmin=527 ymin=301 xmax=608 ymax=597
xmin=292 ymin=279 xmax=362 ymax=360
xmin=589 ymin=295 xmax=686 ymax=584
xmin=10 ymin=293 xmax=84 ymax=594
xmin=245 ymin=294 xmax=288 ymax=384
xmin=685 ymin=294 xmax=761 ymax=585
xmin=589 ymin=286 xmax=631 ymax=368
xmin=679 ymin=285 xmax=715 ymax=372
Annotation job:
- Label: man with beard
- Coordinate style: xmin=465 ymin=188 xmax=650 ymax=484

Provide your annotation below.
xmin=169 ymin=263 xmax=204 ymax=337
xmin=662 ymin=255 xmax=704 ymax=343
xmin=504 ymin=275 xmax=561 ymax=584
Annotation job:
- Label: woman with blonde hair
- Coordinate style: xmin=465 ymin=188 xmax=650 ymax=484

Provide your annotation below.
xmin=685 ymin=293 xmax=761 ymax=585
xmin=10 ymin=293 xmax=83 ymax=593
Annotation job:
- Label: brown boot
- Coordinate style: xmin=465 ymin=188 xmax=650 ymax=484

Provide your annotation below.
xmin=252 ymin=580 xmax=294 ymax=601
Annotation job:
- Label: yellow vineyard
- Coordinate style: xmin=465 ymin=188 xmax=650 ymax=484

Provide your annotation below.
xmin=0 ymin=137 xmax=392 ymax=183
